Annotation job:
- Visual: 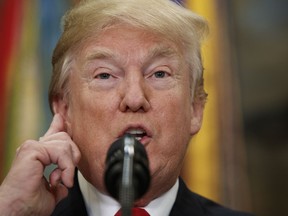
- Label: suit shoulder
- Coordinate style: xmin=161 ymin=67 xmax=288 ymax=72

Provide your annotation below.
xmin=193 ymin=192 xmax=253 ymax=216
xmin=170 ymin=178 xmax=254 ymax=216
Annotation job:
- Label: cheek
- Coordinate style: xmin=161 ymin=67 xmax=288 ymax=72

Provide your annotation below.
xmin=68 ymin=89 xmax=117 ymax=128
xmin=149 ymin=93 xmax=192 ymax=161
xmin=68 ymin=88 xmax=121 ymax=141
xmin=156 ymin=91 xmax=192 ymax=132
xmin=67 ymin=95 xmax=109 ymax=155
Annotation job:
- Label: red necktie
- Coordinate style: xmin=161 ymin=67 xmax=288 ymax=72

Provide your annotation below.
xmin=114 ymin=207 xmax=150 ymax=216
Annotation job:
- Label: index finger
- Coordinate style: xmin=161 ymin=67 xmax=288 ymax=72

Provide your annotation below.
xmin=44 ymin=113 xmax=66 ymax=137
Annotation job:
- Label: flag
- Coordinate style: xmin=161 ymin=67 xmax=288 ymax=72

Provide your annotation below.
xmin=0 ymin=0 xmax=71 ymax=180
xmin=181 ymin=0 xmax=221 ymax=202
xmin=181 ymin=0 xmax=251 ymax=211
xmin=0 ymin=0 xmax=24 ymax=178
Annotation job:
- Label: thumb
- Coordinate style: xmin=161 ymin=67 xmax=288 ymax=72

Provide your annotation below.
xmin=44 ymin=114 xmax=65 ymax=137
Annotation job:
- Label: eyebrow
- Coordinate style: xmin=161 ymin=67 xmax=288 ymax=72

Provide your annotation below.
xmin=85 ymin=48 xmax=116 ymax=61
xmin=145 ymin=45 xmax=179 ymax=60
xmin=140 ymin=45 xmax=181 ymax=68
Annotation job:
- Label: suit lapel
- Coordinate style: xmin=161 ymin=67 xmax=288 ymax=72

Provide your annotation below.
xmin=169 ymin=178 xmax=205 ymax=216
xmin=51 ymin=170 xmax=88 ymax=216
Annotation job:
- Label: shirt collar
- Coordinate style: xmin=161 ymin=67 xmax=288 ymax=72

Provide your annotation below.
xmin=78 ymin=171 xmax=179 ymax=216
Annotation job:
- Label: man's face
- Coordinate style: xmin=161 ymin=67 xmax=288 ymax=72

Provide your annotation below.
xmin=57 ymin=24 xmax=203 ymax=203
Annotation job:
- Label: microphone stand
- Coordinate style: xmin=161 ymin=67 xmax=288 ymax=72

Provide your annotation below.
xmin=120 ymin=135 xmax=135 ymax=216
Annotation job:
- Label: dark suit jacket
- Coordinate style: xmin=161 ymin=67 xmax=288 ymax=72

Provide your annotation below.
xmin=51 ymin=172 xmax=253 ymax=216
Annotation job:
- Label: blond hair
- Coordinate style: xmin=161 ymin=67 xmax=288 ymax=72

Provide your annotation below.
xmin=49 ymin=0 xmax=208 ymax=112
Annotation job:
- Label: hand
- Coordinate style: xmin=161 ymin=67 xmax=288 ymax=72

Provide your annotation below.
xmin=0 ymin=114 xmax=81 ymax=216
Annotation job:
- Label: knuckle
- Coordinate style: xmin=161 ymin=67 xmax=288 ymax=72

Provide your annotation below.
xmin=16 ymin=140 xmax=46 ymax=161
xmin=58 ymin=131 xmax=71 ymax=139
xmin=57 ymin=140 xmax=73 ymax=155
xmin=19 ymin=140 xmax=38 ymax=151
xmin=76 ymin=150 xmax=82 ymax=160
xmin=74 ymin=150 xmax=82 ymax=164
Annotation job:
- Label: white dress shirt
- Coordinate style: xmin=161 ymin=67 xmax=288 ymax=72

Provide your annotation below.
xmin=78 ymin=172 xmax=179 ymax=216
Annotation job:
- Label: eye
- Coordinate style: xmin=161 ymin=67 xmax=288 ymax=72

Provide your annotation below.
xmin=95 ymin=73 xmax=111 ymax=79
xmin=153 ymin=71 xmax=168 ymax=78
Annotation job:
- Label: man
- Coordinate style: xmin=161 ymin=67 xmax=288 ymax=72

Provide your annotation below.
xmin=0 ymin=0 xmax=253 ymax=215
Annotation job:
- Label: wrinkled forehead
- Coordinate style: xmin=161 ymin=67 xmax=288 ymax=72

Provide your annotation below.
xmin=72 ymin=23 xmax=187 ymax=65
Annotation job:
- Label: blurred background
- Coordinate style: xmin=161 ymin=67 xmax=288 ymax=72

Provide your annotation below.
xmin=0 ymin=0 xmax=287 ymax=215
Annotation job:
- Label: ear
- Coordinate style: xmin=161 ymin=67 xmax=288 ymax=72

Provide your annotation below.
xmin=51 ymin=96 xmax=71 ymax=134
xmin=190 ymin=101 xmax=204 ymax=136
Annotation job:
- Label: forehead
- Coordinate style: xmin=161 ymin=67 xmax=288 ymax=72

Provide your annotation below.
xmin=76 ymin=24 xmax=185 ymax=62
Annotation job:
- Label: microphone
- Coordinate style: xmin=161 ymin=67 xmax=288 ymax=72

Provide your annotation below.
xmin=104 ymin=134 xmax=150 ymax=216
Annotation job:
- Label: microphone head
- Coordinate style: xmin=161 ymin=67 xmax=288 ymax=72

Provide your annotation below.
xmin=104 ymin=134 xmax=150 ymax=201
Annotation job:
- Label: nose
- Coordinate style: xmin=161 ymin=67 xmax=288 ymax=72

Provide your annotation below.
xmin=119 ymin=74 xmax=151 ymax=112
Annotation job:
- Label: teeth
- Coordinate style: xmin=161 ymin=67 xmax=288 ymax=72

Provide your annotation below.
xmin=126 ymin=129 xmax=145 ymax=135
xmin=125 ymin=129 xmax=146 ymax=140
xmin=135 ymin=137 xmax=141 ymax=141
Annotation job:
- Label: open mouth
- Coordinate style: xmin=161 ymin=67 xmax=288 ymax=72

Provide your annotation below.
xmin=125 ymin=128 xmax=147 ymax=141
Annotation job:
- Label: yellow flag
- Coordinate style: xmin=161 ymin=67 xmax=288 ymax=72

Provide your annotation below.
xmin=182 ymin=0 xmax=221 ymax=202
